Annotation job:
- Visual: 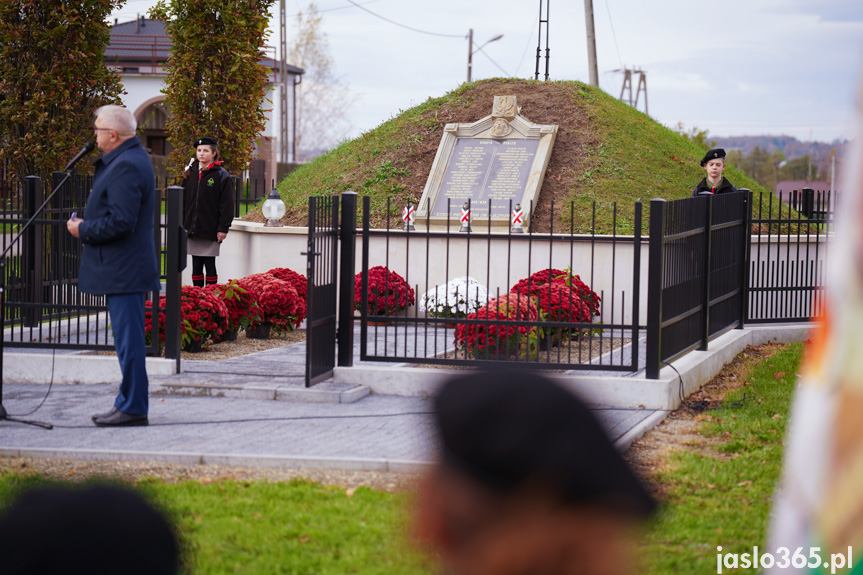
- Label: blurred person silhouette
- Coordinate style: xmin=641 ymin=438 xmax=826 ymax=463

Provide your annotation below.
xmin=765 ymin=62 xmax=863 ymax=573
xmin=415 ymin=370 xmax=656 ymax=575
xmin=0 ymin=483 xmax=180 ymax=575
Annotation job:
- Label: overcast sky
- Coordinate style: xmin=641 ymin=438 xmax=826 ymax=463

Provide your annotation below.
xmin=113 ymin=0 xmax=863 ymax=144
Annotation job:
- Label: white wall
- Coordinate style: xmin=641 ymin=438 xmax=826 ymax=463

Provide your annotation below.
xmin=119 ymin=75 xmax=166 ymax=118
xmin=195 ymin=221 xmax=832 ymax=328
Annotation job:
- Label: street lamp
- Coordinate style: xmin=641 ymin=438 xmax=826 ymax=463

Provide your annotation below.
xmin=467 ymin=28 xmax=503 ymax=83
xmin=262 ymin=188 xmax=286 ymax=227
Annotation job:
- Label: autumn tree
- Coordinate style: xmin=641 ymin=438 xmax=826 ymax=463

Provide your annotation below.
xmin=676 ymin=123 xmax=715 ymax=151
xmin=150 ymin=0 xmax=275 ymax=174
xmin=0 ymin=0 xmax=125 ymax=180
xmin=289 ymin=2 xmax=352 ymax=159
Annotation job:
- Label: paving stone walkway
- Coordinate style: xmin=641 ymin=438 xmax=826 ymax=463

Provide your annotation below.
xmin=0 ymin=326 xmax=660 ymax=470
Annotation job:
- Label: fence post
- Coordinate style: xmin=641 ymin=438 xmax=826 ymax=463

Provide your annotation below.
xmin=337 ymin=191 xmax=357 ymax=367
xmin=645 ymin=198 xmax=666 ymax=379
xmin=801 ymin=187 xmax=815 ymax=220
xmin=23 ymin=176 xmax=42 ymax=327
xmin=163 ymin=185 xmax=185 ymax=370
xmin=700 ymin=195 xmax=713 ymax=351
xmin=739 ymin=190 xmax=751 ymax=328
xmin=631 ymin=201 xmax=642 ymax=370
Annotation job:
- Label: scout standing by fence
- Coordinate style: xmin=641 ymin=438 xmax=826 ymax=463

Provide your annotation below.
xmin=691 ymin=148 xmax=738 ymax=197
xmin=182 ymin=137 xmax=234 ymax=286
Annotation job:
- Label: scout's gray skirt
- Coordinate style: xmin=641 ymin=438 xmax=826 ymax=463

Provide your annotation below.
xmin=187 ymin=235 xmax=221 ymax=257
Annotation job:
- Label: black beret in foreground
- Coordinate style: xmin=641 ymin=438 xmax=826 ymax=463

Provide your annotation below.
xmin=700 ymin=148 xmax=726 ymax=166
xmin=434 ymin=370 xmax=656 ymax=518
xmin=0 ymin=484 xmax=180 ymax=574
xmin=194 ymin=137 xmax=218 ymax=147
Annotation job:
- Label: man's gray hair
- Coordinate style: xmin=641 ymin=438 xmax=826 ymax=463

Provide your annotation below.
xmin=95 ymin=105 xmax=137 ymax=137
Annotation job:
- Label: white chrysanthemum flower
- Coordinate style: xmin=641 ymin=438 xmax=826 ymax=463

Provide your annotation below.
xmin=419 ymin=276 xmax=489 ymax=318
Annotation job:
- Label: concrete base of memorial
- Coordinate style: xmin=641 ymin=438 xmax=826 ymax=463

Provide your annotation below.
xmin=3 ymin=353 xmax=177 ymax=384
xmin=333 ymin=324 xmax=813 ymax=411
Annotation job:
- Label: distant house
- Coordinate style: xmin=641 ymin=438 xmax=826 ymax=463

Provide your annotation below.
xmin=775 ymin=180 xmax=834 ymax=215
xmin=775 ymin=180 xmax=832 ymax=199
xmin=105 ymin=16 xmax=304 ymax=186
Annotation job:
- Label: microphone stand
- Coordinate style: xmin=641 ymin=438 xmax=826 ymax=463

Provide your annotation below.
xmin=0 ymin=167 xmax=85 ymax=430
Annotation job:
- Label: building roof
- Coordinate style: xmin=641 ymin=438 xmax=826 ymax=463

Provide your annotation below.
xmin=775 ymin=180 xmax=832 ymax=195
xmin=106 ymin=17 xmax=304 ymax=76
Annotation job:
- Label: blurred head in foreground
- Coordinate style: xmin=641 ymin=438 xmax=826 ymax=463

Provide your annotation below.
xmin=416 ymin=370 xmax=656 ymax=575
xmin=0 ymin=482 xmax=180 ymax=575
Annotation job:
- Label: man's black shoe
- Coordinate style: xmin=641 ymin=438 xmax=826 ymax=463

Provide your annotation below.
xmin=93 ymin=410 xmax=148 ymax=427
xmin=91 ymin=406 xmax=118 ymax=422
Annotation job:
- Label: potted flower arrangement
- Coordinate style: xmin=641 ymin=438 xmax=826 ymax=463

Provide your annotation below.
xmin=419 ymin=276 xmax=488 ymax=327
xmin=454 ymin=293 xmax=538 ymax=359
xmin=144 ymin=297 xmax=166 ymax=346
xmin=266 ymin=267 xmax=308 ymax=326
xmin=512 ymin=268 xmax=601 ymax=324
xmin=354 ymin=266 xmax=415 ymax=322
xmin=179 ymin=285 xmax=229 ymax=351
xmin=145 ymin=286 xmax=229 ymax=352
xmin=236 ymin=273 xmax=303 ymax=338
xmin=205 ymin=280 xmax=264 ymax=342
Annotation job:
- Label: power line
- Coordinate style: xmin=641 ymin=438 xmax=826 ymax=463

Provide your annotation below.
xmin=603 ymin=0 xmax=624 ymax=69
xmin=343 ymin=0 xmax=463 ymax=38
xmin=476 ymin=45 xmax=511 ymax=77
xmin=110 ymin=0 xmax=383 ymax=22
xmin=515 ymin=23 xmax=537 ymax=77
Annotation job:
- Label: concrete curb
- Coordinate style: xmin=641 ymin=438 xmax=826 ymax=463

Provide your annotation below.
xmin=151 ymin=381 xmax=371 ymax=404
xmin=335 ymin=324 xmax=814 ymax=411
xmin=0 ymin=447 xmax=432 ymax=474
xmin=4 ymin=352 xmax=176 ymax=385
xmin=612 ymin=410 xmax=670 ymax=452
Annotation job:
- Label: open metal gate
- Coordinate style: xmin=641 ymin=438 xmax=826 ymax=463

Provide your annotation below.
xmin=304 ymin=195 xmax=340 ymax=386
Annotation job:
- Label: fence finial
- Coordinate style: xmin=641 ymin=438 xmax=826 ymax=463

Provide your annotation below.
xmin=511 ymin=203 xmax=525 ymax=233
xmin=402 ymin=202 xmax=416 ymax=231
xmin=459 ymin=202 xmax=472 ymax=233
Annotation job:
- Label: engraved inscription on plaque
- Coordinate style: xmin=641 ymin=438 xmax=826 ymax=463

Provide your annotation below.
xmin=431 ymin=138 xmax=539 ymax=219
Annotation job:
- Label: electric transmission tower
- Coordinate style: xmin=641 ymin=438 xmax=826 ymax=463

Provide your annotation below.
xmin=614 ymin=67 xmax=648 ymax=115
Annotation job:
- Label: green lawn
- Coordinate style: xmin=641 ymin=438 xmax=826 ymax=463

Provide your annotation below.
xmin=0 ymin=475 xmax=433 ymax=574
xmin=0 ymin=343 xmax=804 ymax=574
xmin=641 ymin=342 xmax=803 ymax=574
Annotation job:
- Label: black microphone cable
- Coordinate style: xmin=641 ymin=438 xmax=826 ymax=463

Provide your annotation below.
xmin=6 ymin=283 xmax=61 ymax=420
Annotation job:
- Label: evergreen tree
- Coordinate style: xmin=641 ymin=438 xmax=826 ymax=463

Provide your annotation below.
xmin=0 ymin=0 xmax=124 ymax=180
xmin=150 ymin=0 xmax=275 ymax=174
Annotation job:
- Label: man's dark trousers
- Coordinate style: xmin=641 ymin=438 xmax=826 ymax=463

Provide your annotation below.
xmin=107 ymin=292 xmax=148 ymax=415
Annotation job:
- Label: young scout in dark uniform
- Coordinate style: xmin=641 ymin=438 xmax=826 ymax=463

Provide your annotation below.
xmin=414 ymin=371 xmax=656 ymax=575
xmin=692 ymin=148 xmax=738 ymax=197
xmin=182 ymin=137 xmax=234 ymax=286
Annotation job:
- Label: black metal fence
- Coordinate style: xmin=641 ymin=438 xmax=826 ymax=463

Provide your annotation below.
xmin=304 ymin=194 xmax=340 ymax=386
xmin=356 ymin=197 xmax=644 ymax=371
xmin=645 ymin=192 xmax=749 ymax=378
xmin=746 ymin=189 xmax=836 ymax=323
xmin=1 ymin=173 xmax=182 ymax=360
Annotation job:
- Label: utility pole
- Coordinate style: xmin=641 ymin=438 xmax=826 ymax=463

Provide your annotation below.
xmin=467 ymin=28 xmax=473 ymax=82
xmin=583 ymin=0 xmax=598 ymax=87
xmin=535 ymin=0 xmax=550 ymax=81
xmin=279 ymin=0 xmax=289 ymax=163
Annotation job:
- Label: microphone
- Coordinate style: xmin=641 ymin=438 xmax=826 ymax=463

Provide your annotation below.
xmin=63 ymin=142 xmax=96 ymax=172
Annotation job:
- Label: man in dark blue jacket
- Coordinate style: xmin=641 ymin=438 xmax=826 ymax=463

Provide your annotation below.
xmin=67 ymin=105 xmax=160 ymax=427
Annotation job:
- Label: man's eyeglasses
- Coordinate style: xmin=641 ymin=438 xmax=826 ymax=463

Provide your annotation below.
xmin=93 ymin=126 xmax=112 ymax=132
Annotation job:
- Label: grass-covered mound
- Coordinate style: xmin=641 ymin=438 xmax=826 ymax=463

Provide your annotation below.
xmin=246 ymin=78 xmax=766 ymax=233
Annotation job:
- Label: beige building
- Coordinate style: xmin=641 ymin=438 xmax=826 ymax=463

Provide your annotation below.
xmin=105 ymin=16 xmax=304 ymax=188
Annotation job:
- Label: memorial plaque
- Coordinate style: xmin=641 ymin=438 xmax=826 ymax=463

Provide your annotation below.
xmin=417 ymin=96 xmax=558 ymax=230
xmin=431 ymin=139 xmax=539 ymax=219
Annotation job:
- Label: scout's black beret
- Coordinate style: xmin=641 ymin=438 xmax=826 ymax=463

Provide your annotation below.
xmin=700 ymin=148 xmax=726 ymax=166
xmin=434 ymin=370 xmax=656 ymax=518
xmin=194 ymin=137 xmax=217 ymax=147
